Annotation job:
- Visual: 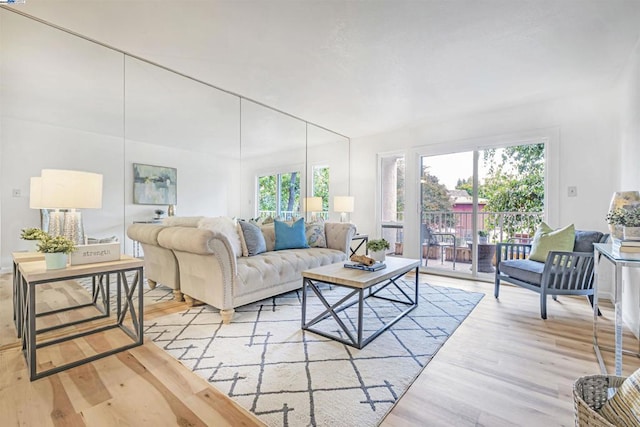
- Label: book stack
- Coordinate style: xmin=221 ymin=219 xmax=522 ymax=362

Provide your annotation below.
xmin=344 ymin=261 xmax=387 ymax=271
xmin=612 ymin=239 xmax=640 ymax=260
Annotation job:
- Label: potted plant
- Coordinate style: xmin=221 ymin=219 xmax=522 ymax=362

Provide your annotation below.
xmin=20 ymin=227 xmax=47 ymax=252
xmin=366 ymin=238 xmax=390 ymax=262
xmin=37 ymin=235 xmax=76 ymax=270
xmin=478 ymin=230 xmax=488 ymax=244
xmin=606 ymin=207 xmax=640 ymax=240
xmin=622 ymin=207 xmax=640 ymax=241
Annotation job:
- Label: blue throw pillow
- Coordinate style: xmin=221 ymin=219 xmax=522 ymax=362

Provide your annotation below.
xmin=274 ymin=218 xmax=309 ymax=250
xmin=239 ymin=220 xmax=267 ymax=256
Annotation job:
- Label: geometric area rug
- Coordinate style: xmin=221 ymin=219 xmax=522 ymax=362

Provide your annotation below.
xmin=145 ymin=282 xmax=483 ymax=427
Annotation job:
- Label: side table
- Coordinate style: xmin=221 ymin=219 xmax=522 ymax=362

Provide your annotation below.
xmin=12 ymin=252 xmax=45 ymax=338
xmin=593 ymin=243 xmax=640 ymax=376
xmin=20 ymin=255 xmax=144 ymax=380
xmin=350 ymin=234 xmax=369 ymax=256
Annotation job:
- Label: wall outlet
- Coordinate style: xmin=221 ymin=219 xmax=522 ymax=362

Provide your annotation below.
xmin=12 ymin=189 xmax=21 ymax=197
xmin=568 ymin=186 xmax=577 ymax=197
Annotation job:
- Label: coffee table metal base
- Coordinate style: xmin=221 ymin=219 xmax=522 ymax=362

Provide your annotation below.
xmin=302 ymin=268 xmax=418 ymax=349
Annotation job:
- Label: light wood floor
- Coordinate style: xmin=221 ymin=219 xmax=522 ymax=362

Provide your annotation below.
xmin=1 ymin=271 xmax=639 ymax=426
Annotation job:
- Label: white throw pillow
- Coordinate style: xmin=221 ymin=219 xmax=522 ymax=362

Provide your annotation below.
xmin=197 ymin=217 xmax=243 ymax=257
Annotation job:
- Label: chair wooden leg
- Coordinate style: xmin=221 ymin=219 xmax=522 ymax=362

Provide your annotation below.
xmin=540 ymin=293 xmax=547 ymax=319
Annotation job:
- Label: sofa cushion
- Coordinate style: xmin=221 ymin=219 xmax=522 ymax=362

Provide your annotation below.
xmin=239 ymin=220 xmax=267 ymax=256
xmin=574 ymin=230 xmax=605 ymax=253
xmin=306 ymin=221 xmax=327 ymax=248
xmin=237 ymin=222 xmax=249 ymax=257
xmin=275 ymin=218 xmax=309 ymax=250
xmin=500 ymin=259 xmax=545 ymax=285
xmin=261 ymin=223 xmax=276 ymax=252
xmin=529 ymin=222 xmax=575 ymax=262
xmin=236 ymin=248 xmax=347 ymax=290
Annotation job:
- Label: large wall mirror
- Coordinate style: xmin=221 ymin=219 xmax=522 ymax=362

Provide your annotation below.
xmin=240 ymin=100 xmax=307 ymax=220
xmin=307 ymin=124 xmax=351 ymax=222
xmin=0 ymin=9 xmax=349 ymax=348
xmin=123 ymin=56 xmax=241 ymax=254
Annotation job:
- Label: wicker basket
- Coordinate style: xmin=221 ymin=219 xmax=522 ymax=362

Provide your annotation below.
xmin=573 ymin=374 xmax=626 ymax=426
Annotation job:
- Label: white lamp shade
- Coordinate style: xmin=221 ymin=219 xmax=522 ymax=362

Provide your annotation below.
xmin=304 ymin=197 xmax=323 ymax=212
xmin=334 ymin=196 xmax=355 ymax=213
xmin=29 ymin=176 xmax=44 ymax=209
xmin=41 ymin=169 xmax=103 ymax=209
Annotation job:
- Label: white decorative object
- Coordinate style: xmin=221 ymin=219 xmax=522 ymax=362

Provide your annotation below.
xmin=70 ymin=242 xmax=120 ymax=265
xmin=370 ymin=250 xmax=386 ymax=262
xmin=624 ymin=226 xmax=640 ymax=241
xmin=608 ymin=191 xmax=640 ymax=240
xmin=45 ymin=253 xmax=67 ymax=270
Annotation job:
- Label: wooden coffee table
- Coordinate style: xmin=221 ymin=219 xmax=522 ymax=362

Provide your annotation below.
xmin=301 ymin=257 xmax=420 ymax=349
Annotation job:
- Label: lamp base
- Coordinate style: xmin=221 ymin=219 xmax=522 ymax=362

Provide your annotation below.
xmin=63 ymin=211 xmax=85 ymax=245
xmin=48 ymin=210 xmax=65 ymax=236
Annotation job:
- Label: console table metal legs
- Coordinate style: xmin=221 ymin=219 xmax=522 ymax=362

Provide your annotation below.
xmin=593 ymin=244 xmax=640 ymax=376
xmin=21 ymin=266 xmax=144 ymax=381
xmin=301 ymin=267 xmax=419 ymax=349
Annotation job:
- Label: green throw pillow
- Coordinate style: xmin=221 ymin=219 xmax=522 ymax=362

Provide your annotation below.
xmin=528 ymin=222 xmax=575 ymax=262
xmin=599 ymin=368 xmax=640 ymax=426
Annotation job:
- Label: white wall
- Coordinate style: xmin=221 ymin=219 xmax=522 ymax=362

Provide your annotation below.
xmin=617 ymin=39 xmax=640 ymax=332
xmin=124 ymin=140 xmax=240 ymax=255
xmin=0 ymin=117 xmax=125 ymax=268
xmin=351 ymin=89 xmax=619 ymax=290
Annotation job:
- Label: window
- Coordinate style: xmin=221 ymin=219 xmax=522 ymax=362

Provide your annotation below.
xmin=257 ymin=171 xmax=300 ymax=220
xmin=380 ymin=154 xmax=405 ymax=254
xmin=312 ymin=165 xmax=330 ymax=220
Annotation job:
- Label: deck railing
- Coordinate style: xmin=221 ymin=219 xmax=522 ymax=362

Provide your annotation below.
xmin=258 ymin=210 xmax=329 ymax=221
xmin=382 ymin=210 xmax=543 ymax=253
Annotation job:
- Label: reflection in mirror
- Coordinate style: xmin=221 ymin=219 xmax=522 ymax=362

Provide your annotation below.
xmin=124 ymin=56 xmax=241 ymax=254
xmin=306 ymin=125 xmax=350 ymax=222
xmin=0 ymin=10 xmax=124 ymax=347
xmin=240 ymin=100 xmax=307 ymax=221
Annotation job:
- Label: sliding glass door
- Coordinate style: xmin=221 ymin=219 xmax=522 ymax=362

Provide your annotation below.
xmin=420 ymin=142 xmax=545 ymax=279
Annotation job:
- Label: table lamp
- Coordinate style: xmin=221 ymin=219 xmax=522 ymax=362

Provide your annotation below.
xmin=304 ymin=197 xmax=323 ymax=222
xmin=40 ymin=169 xmax=103 ymax=245
xmin=29 ymin=176 xmax=64 ymax=235
xmin=334 ymin=196 xmax=354 ymax=222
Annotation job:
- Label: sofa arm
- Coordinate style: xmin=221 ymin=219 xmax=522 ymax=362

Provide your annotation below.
xmin=157 ymin=226 xmax=237 ymax=313
xmin=127 ymin=223 xmax=165 ymax=245
xmin=157 ymin=226 xmax=236 ymax=266
xmin=324 ymin=222 xmax=357 ymax=254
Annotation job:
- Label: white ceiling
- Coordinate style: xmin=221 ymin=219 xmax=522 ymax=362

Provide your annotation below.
xmin=7 ymin=0 xmax=640 ymax=139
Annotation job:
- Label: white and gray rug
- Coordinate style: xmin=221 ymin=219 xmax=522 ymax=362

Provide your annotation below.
xmin=145 ymin=281 xmax=483 ymax=427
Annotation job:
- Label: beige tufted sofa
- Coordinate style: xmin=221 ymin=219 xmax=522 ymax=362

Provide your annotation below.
xmin=129 ymin=218 xmax=356 ymax=323
xmin=127 ymin=216 xmax=205 ymax=302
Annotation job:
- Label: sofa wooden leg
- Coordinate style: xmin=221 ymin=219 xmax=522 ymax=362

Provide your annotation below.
xmin=220 ymin=309 xmax=235 ymax=324
xmin=173 ymin=290 xmax=184 ymax=302
xmin=183 ymin=295 xmax=204 ymax=307
xmin=147 ymin=279 xmax=157 ymax=289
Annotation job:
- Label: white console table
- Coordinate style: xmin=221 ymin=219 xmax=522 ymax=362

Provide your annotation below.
xmin=593 ymin=243 xmax=640 ymax=376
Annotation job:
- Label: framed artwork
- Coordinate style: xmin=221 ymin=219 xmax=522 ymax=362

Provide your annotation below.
xmin=133 ymin=163 xmax=177 ymax=205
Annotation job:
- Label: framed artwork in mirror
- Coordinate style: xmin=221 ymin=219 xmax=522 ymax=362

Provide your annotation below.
xmin=133 ymin=163 xmax=177 ymax=205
